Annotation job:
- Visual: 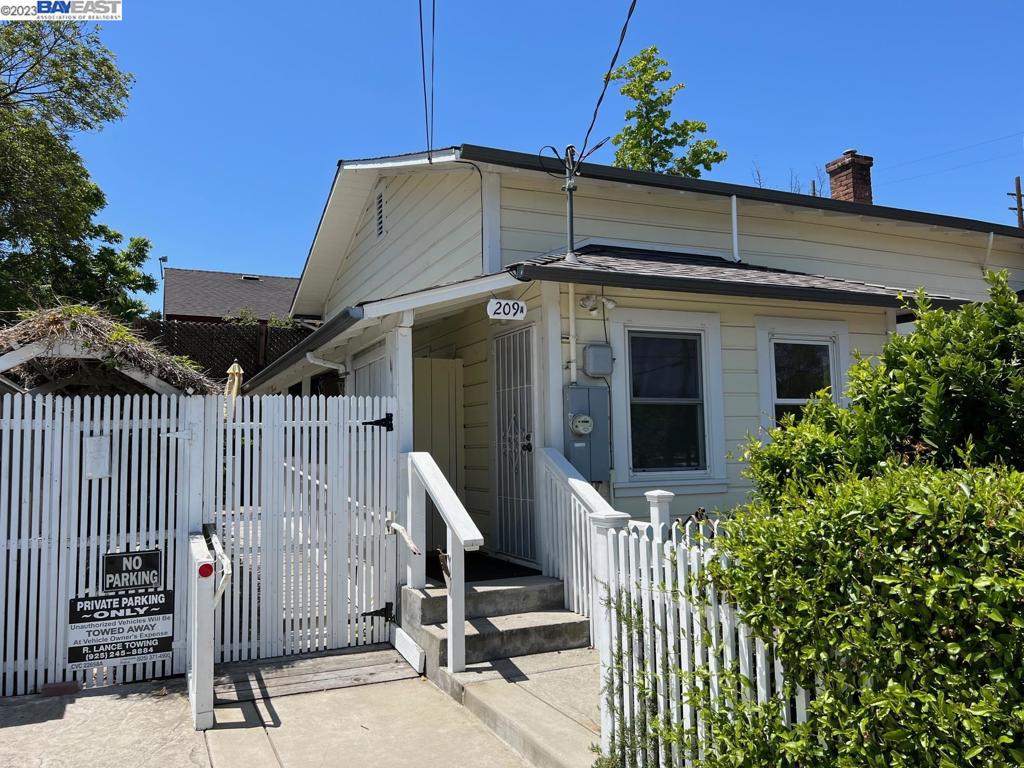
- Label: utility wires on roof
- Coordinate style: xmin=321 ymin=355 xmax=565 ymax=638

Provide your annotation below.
xmin=539 ymin=0 xmax=640 ymax=262
xmin=576 ymin=0 xmax=638 ymax=169
xmin=417 ymin=0 xmax=437 ymax=160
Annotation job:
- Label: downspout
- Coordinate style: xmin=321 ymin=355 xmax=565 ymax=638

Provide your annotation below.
xmin=981 ymin=231 xmax=994 ymax=275
xmin=567 ymin=283 xmax=578 ymax=384
xmin=305 ymin=352 xmax=349 ymax=375
xmin=730 ymin=195 xmax=741 ymax=262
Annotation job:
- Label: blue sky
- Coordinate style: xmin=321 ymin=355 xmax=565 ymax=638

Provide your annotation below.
xmin=74 ymin=1 xmax=1024 ymax=312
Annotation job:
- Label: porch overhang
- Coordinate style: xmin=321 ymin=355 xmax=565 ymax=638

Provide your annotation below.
xmin=245 ymin=271 xmax=525 ymax=393
xmin=509 ymin=244 xmax=970 ymax=311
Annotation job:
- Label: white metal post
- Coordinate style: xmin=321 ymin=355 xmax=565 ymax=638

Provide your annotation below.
xmin=590 ymin=509 xmax=630 ymax=753
xmin=645 ymin=490 xmax=674 ymax=544
xmin=447 ymin=527 xmax=466 ymax=673
xmin=188 ymin=533 xmax=215 ymax=731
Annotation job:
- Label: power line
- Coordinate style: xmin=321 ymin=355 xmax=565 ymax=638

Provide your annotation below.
xmin=430 ymin=0 xmax=436 ymax=156
xmin=576 ymin=0 xmax=638 ymax=169
xmin=417 ymin=0 xmax=430 ymax=157
xmin=875 ymin=131 xmax=1023 ymax=172
xmin=874 ymin=149 xmax=1023 ymax=187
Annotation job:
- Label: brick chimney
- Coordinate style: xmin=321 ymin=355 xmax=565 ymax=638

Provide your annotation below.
xmin=825 ymin=149 xmax=874 ymax=204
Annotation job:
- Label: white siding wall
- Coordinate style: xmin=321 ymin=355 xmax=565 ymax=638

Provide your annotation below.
xmin=323 ymin=169 xmax=483 ymax=317
xmin=547 ymin=284 xmax=891 ymax=518
xmin=500 ymin=173 xmax=1024 ymax=302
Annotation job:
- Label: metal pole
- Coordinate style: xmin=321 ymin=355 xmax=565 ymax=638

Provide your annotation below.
xmin=563 ymin=145 xmax=578 ymax=263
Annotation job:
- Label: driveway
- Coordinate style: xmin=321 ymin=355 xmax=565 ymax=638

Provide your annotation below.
xmin=0 ymin=677 xmax=531 ymax=768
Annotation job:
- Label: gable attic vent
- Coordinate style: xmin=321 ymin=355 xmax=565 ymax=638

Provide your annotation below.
xmin=375 ymin=192 xmax=384 ymax=237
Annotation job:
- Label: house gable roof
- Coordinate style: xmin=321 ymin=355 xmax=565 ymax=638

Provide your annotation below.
xmin=290 ymin=144 xmax=1022 ymax=318
xmin=163 ymin=268 xmax=300 ymax=320
xmin=510 ymin=244 xmax=967 ymax=309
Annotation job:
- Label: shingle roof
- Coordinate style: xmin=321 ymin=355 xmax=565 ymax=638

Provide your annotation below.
xmin=509 ymin=245 xmax=968 ymax=309
xmin=163 ymin=268 xmax=300 ymax=320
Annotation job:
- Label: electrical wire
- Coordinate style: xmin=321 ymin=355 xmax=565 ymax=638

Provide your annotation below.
xmin=537 ymin=144 xmax=566 ymax=179
xmin=576 ymin=0 xmax=639 ymax=170
xmin=429 ymin=0 xmax=436 ymax=156
xmin=875 ymin=149 xmax=1023 ymax=188
xmin=875 ymin=131 xmax=1023 ymax=172
xmin=417 ymin=0 xmax=431 ymax=158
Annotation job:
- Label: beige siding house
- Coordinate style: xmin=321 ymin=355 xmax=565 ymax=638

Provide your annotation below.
xmin=248 ymin=145 xmax=1024 ymax=562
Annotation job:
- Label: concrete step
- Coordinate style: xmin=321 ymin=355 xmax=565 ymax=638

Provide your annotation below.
xmin=453 ymin=650 xmax=602 ymax=768
xmin=402 ymin=575 xmax=565 ymax=626
xmin=420 ymin=610 xmax=591 ymax=674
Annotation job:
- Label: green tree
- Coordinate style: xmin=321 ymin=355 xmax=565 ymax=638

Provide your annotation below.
xmin=223 ymin=306 xmax=260 ymax=326
xmin=609 ymin=46 xmax=726 ymax=177
xmin=0 ymin=22 xmax=156 ymax=321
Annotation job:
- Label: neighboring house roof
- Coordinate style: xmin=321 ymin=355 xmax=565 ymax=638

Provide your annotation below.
xmin=509 ymin=244 xmax=967 ymax=310
xmin=0 ymin=306 xmax=218 ymax=395
xmin=163 ymin=268 xmax=300 ymax=320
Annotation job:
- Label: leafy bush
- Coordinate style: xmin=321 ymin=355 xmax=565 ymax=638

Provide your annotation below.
xmin=704 ymin=273 xmax=1024 ymax=766
xmin=744 ymin=272 xmax=1024 ymax=505
xmin=713 ymin=466 xmax=1024 ymax=767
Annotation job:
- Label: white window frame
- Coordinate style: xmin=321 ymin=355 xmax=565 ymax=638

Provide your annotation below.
xmin=756 ymin=317 xmax=850 ymax=433
xmin=609 ymin=308 xmax=726 ymax=490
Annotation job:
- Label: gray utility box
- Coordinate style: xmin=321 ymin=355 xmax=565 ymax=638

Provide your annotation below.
xmin=563 ymin=384 xmax=611 ymax=483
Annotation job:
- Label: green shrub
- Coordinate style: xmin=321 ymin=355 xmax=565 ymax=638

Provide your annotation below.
xmin=713 ymin=465 xmax=1024 ymax=767
xmin=702 ymin=273 xmax=1024 ymax=766
xmin=742 ymin=272 xmax=1024 ymax=506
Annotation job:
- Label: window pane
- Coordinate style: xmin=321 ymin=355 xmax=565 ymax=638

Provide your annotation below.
xmin=630 ymin=333 xmax=701 ymax=399
xmin=774 ymin=403 xmax=806 ymax=423
xmin=630 ymin=403 xmax=706 ymax=470
xmin=774 ymin=342 xmax=831 ymax=399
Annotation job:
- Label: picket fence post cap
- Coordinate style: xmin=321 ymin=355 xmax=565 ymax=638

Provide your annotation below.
xmin=644 ymin=489 xmax=675 ymax=503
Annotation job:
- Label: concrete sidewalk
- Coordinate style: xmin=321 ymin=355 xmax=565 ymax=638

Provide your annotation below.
xmin=0 ymin=677 xmax=532 ymax=768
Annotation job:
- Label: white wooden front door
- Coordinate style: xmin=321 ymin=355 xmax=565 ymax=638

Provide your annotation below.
xmin=492 ymin=326 xmax=536 ymax=562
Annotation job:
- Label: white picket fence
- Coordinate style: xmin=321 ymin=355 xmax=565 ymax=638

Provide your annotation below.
xmin=0 ymin=393 xmax=397 ymax=697
xmin=595 ymin=508 xmax=809 ymax=766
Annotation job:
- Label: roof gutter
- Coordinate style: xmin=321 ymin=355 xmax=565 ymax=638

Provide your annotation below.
xmin=243 ymin=306 xmax=364 ymax=392
xmin=511 ymin=263 xmax=967 ymax=311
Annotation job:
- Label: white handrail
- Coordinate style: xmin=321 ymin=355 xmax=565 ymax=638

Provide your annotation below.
xmin=403 ymin=451 xmax=483 ymax=673
xmin=538 ymin=447 xmax=626 ymax=623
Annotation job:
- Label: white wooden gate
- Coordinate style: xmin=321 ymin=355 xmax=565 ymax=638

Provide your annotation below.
xmin=0 ymin=393 xmax=397 ymax=697
xmin=208 ymin=395 xmax=396 ymax=663
xmin=493 ymin=327 xmax=537 ymax=562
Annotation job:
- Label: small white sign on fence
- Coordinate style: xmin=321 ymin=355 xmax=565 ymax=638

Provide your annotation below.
xmin=84 ymin=434 xmax=110 ymax=479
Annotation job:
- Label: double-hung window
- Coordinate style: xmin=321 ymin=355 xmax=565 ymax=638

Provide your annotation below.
xmin=610 ymin=309 xmax=726 ymax=490
xmin=628 ymin=332 xmax=706 ymax=471
xmin=756 ymin=318 xmax=849 ymax=429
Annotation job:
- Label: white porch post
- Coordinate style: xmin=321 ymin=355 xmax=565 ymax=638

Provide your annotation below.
xmin=393 ymin=311 xmax=424 ymax=588
xmin=590 ymin=509 xmax=630 ymax=753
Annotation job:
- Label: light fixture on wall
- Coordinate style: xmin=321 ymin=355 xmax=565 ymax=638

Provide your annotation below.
xmin=578 ymin=294 xmax=601 ymax=316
